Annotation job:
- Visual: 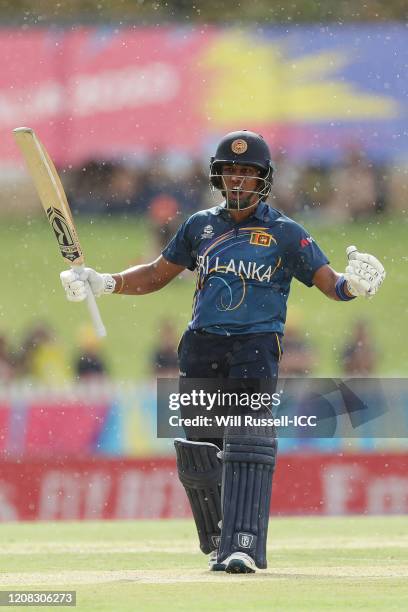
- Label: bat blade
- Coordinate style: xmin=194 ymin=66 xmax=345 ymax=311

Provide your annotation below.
xmin=13 ymin=127 xmax=107 ymax=337
xmin=13 ymin=127 xmax=84 ymax=266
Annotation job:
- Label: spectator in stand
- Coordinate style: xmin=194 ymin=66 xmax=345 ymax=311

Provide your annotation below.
xmin=182 ymin=159 xmax=211 ymax=214
xmin=0 ymin=334 xmax=15 ymax=382
xmin=16 ymin=322 xmax=71 ymax=383
xmin=341 ymin=319 xmax=377 ymax=376
xmin=104 ymin=163 xmax=144 ymax=216
xmin=74 ymin=325 xmax=109 ymax=380
xmin=67 ymin=160 xmax=110 ymax=214
xmin=297 ymin=163 xmax=332 ymax=217
xmin=148 ymin=193 xmax=180 ymax=252
xmin=68 ymin=160 xmax=147 ymax=216
xmin=325 ymin=148 xmax=379 ymax=221
xmin=279 ymin=316 xmax=316 ymax=377
xmin=151 ymin=321 xmax=179 ymax=378
xmin=270 ymin=152 xmax=302 ymax=216
xmin=388 ymin=163 xmax=407 ymax=214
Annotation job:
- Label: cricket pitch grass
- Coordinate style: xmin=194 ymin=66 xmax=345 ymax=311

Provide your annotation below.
xmin=0 ymin=517 xmax=407 ymax=611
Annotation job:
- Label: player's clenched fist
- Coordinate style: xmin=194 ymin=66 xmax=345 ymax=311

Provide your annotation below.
xmin=344 ymin=246 xmax=385 ymax=297
xmin=60 ymin=268 xmax=116 ymax=301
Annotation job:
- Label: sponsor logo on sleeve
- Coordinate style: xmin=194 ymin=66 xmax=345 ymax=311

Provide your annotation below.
xmin=300 ymin=236 xmax=313 ymax=248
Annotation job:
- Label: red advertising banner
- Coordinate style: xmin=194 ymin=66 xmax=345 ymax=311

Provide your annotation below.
xmin=1 ymin=27 xmax=217 ymax=166
xmin=0 ymin=453 xmax=406 ymax=521
xmin=0 ymin=458 xmax=187 ymax=521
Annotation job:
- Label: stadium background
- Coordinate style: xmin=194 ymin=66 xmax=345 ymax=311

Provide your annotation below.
xmin=0 ymin=4 xmax=407 ymax=526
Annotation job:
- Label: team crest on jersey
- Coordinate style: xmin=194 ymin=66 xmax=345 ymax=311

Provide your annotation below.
xmin=201 ymin=224 xmax=214 ymax=239
xmin=250 ymin=232 xmax=272 ymax=247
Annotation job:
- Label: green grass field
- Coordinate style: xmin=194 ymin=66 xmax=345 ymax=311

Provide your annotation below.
xmin=1 ymin=213 xmax=407 ymax=379
xmin=0 ymin=517 xmax=407 ymax=611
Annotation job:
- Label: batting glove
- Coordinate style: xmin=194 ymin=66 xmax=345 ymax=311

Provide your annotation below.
xmin=343 ymin=246 xmax=385 ymax=298
xmin=60 ymin=268 xmax=116 ymax=302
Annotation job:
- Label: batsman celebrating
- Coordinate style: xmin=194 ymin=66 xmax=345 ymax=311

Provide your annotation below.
xmin=61 ymin=131 xmax=385 ymax=574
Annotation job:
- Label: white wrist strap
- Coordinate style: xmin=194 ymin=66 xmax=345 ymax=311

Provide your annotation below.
xmin=101 ymin=274 xmax=116 ymax=294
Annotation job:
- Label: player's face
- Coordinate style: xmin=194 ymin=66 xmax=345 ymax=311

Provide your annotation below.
xmin=221 ymin=164 xmax=261 ymax=210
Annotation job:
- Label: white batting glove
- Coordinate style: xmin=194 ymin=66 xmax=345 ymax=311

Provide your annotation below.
xmin=343 ymin=246 xmax=385 ymax=298
xmin=60 ymin=268 xmax=116 ymax=302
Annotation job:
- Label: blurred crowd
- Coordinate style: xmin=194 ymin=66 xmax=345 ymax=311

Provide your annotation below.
xmin=0 ymin=323 xmax=109 ymax=385
xmin=0 ymin=317 xmax=377 ymax=384
xmin=63 ymin=147 xmax=405 ymax=249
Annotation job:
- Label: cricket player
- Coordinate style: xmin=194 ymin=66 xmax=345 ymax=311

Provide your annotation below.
xmin=60 ymin=131 xmax=385 ymax=574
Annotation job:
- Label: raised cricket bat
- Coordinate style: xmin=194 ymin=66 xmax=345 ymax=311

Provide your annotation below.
xmin=13 ymin=127 xmax=107 ymax=337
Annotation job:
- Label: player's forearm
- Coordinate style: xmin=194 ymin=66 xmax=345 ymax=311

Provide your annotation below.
xmin=313 ymin=266 xmax=352 ymax=300
xmin=110 ymin=256 xmax=185 ymax=295
xmin=61 ymin=256 xmax=185 ymax=302
xmin=112 ymin=262 xmax=170 ymax=295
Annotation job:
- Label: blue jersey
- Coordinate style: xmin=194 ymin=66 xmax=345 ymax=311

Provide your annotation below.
xmin=162 ymin=202 xmax=329 ymax=336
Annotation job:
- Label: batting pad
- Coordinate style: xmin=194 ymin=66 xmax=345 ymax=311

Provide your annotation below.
xmin=218 ymin=434 xmax=277 ymax=569
xmin=174 ymin=439 xmax=222 ymax=554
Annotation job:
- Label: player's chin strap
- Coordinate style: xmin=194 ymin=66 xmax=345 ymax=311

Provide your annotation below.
xmin=217 ymin=425 xmax=277 ymax=569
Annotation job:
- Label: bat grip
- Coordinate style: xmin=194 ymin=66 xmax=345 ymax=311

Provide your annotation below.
xmin=74 ymin=265 xmax=107 ymax=338
xmin=85 ymin=285 xmax=107 ymax=338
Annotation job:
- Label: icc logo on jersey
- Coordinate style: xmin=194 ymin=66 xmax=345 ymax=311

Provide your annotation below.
xmin=201 ymin=225 xmax=214 ymax=239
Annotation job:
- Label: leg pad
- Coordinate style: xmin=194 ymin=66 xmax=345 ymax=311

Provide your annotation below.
xmin=174 ymin=438 xmax=222 ymax=554
xmin=218 ymin=435 xmax=277 ymax=569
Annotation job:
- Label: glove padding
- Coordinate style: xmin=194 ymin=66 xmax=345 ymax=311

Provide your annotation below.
xmin=60 ymin=268 xmax=115 ymax=302
xmin=344 ymin=247 xmax=385 ymax=297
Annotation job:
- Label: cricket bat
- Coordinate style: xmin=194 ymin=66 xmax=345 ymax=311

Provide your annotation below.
xmin=13 ymin=127 xmax=107 ymax=337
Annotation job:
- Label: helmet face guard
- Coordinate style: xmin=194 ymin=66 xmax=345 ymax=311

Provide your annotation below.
xmin=210 ymin=163 xmax=273 ymax=210
xmin=209 ymin=130 xmax=275 ymax=210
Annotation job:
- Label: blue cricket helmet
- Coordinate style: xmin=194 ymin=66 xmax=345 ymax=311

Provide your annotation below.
xmin=210 ymin=130 xmax=275 ymax=201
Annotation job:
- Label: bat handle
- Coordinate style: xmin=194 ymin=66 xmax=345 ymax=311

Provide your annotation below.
xmin=74 ymin=265 xmax=107 ymax=338
xmin=85 ymin=286 xmax=107 ymax=338
xmin=346 ymin=245 xmax=358 ymax=261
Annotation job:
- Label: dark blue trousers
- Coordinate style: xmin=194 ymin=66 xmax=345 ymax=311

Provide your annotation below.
xmin=178 ymin=329 xmax=281 ymax=447
xmin=178 ymin=329 xmax=281 ymax=379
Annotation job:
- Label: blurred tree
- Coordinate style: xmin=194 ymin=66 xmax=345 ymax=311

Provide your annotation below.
xmin=0 ymin=0 xmax=406 ymax=23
